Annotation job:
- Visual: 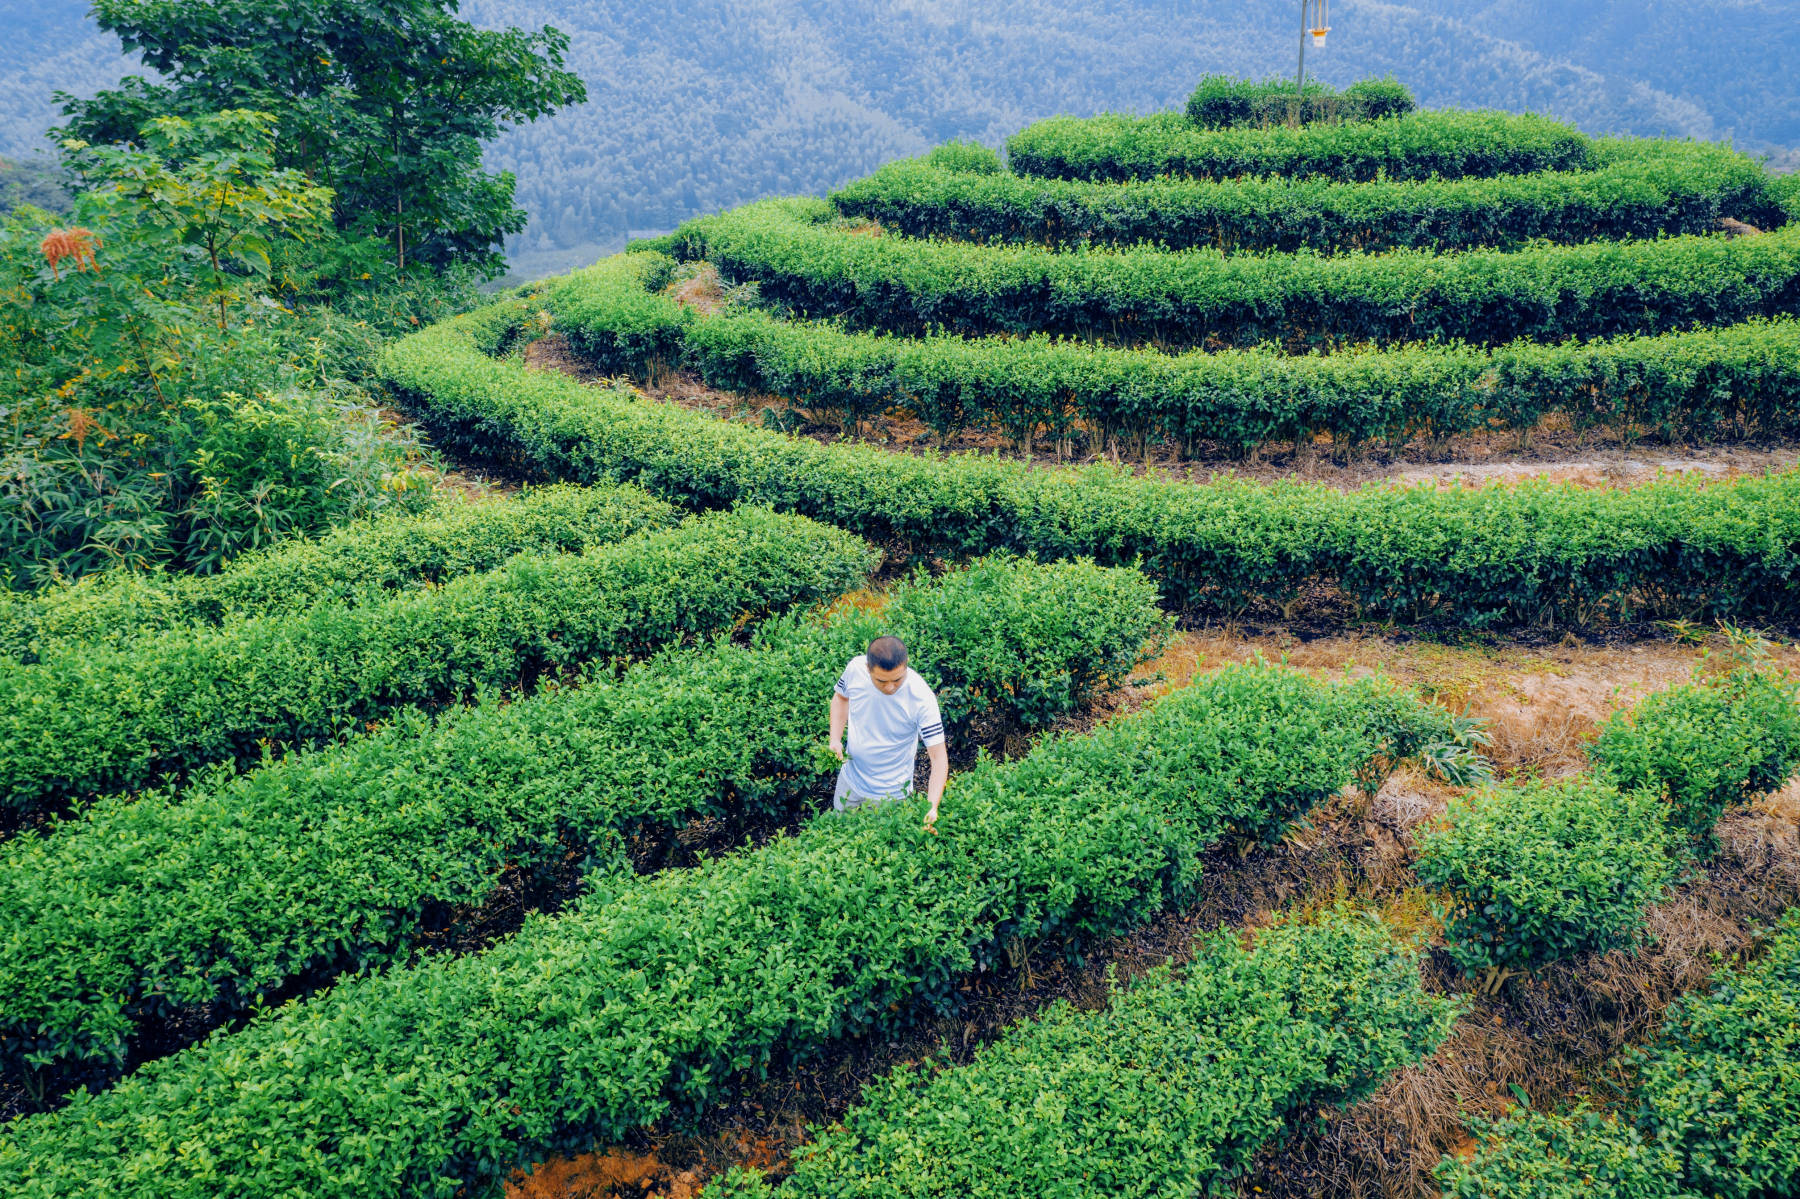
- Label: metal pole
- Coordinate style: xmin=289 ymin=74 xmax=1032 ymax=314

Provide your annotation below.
xmin=1295 ymin=0 xmax=1310 ymax=124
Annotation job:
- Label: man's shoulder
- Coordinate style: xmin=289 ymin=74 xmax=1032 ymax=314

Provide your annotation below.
xmin=905 ymin=669 xmax=940 ymax=703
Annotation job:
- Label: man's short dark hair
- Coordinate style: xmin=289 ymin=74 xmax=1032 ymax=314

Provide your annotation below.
xmin=868 ymin=636 xmax=908 ymax=671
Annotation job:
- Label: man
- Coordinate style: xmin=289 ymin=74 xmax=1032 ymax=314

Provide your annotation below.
xmin=828 ymin=635 xmax=948 ymax=832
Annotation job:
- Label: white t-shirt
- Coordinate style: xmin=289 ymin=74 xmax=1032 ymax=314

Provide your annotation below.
xmin=835 ymin=655 xmax=945 ymax=800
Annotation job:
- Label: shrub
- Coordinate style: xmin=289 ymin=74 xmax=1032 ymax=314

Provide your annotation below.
xmin=0 ymin=483 xmax=677 ymax=664
xmin=1591 ymin=665 xmax=1800 ymax=848
xmin=0 ymin=555 xmax=1168 ymax=1084
xmin=1439 ymin=1107 xmax=1684 ymax=1199
xmin=1414 ymin=779 xmax=1677 ymax=989
xmin=0 ymin=506 xmax=876 ymax=816
xmin=0 ymin=664 xmax=1458 ymax=1199
xmin=831 ymin=140 xmax=1781 ymax=255
xmin=923 ymin=139 xmax=1002 ymax=174
xmin=1633 ymin=911 xmax=1800 ymax=1198
xmin=1441 ymin=913 xmax=1800 ymax=1199
xmin=383 ymin=287 xmax=1800 ymax=631
xmin=712 ymin=911 xmax=1456 ymax=1198
xmin=1005 ymin=109 xmax=1592 ymax=184
xmin=669 ymin=197 xmax=1800 ymax=351
xmin=1185 ymin=75 xmax=1416 ymax=129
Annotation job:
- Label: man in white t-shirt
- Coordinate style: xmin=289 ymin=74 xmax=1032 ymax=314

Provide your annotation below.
xmin=828 ymin=635 xmax=948 ymax=832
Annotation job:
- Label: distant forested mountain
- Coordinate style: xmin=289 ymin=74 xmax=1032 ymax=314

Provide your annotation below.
xmin=4 ymin=0 xmax=1795 ymax=278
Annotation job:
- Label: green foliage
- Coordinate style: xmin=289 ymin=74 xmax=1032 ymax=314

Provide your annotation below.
xmin=0 ymin=483 xmax=677 ymax=664
xmin=1 ymin=110 xmax=434 ymax=586
xmin=1591 ymin=664 xmax=1800 ymax=848
xmin=0 ymin=554 xmax=1167 ymax=1087
xmin=1005 ymin=108 xmax=1592 ymax=184
xmin=0 ymin=506 xmax=876 ymax=816
xmin=1185 ymin=74 xmax=1417 ymax=129
xmin=667 ymin=196 xmax=1800 ymax=350
xmin=1633 ymin=911 xmax=1800 ymax=1198
xmin=1439 ymin=1107 xmax=1684 ymax=1199
xmin=383 ymin=288 xmax=1800 ymax=629
xmin=712 ymin=912 xmax=1455 ymax=1198
xmin=923 ymin=140 xmax=1002 ymax=175
xmin=1441 ymin=912 xmax=1800 ymax=1199
xmin=0 ymin=662 xmax=1456 ymax=1199
xmin=834 ymin=139 xmax=1781 ymax=254
xmin=61 ymin=0 xmax=586 ymax=277
xmin=1415 ymin=779 xmax=1677 ymax=983
xmin=646 ymin=276 xmax=1800 ymax=456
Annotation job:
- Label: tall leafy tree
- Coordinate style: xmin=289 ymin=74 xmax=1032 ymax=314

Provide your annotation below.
xmin=57 ymin=0 xmax=586 ymax=277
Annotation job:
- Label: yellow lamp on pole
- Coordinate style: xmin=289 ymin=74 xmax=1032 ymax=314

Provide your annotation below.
xmin=1295 ymin=0 xmax=1330 ymax=107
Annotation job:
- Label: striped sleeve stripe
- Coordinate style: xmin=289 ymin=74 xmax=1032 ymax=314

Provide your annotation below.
xmin=835 ymin=674 xmax=851 ymax=696
xmin=920 ymin=723 xmax=944 ymax=738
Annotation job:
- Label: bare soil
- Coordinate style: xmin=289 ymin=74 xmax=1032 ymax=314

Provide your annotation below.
xmin=505 ymin=627 xmax=1800 ymax=1199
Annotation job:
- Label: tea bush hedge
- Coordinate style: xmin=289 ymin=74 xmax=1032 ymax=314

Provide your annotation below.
xmin=382 ymin=292 xmax=1800 ymax=630
xmin=1415 ymin=779 xmax=1678 ymax=982
xmin=1440 ymin=910 xmax=1800 ymax=1199
xmin=1004 ymin=109 xmax=1593 ymax=184
xmin=0 ymin=664 xmax=1460 ymax=1199
xmin=1185 ymin=74 xmax=1416 ymax=128
xmin=708 ymin=912 xmax=1456 ymax=1199
xmin=0 ymin=507 xmax=875 ymax=816
xmin=660 ymin=290 xmax=1800 ymax=454
xmin=1591 ymin=664 xmax=1800 ymax=849
xmin=832 ymin=141 xmax=1778 ymax=255
xmin=664 ymin=198 xmax=1800 ymax=349
xmin=0 ymin=556 xmax=1168 ymax=1083
xmin=0 ymin=484 xmax=677 ymax=665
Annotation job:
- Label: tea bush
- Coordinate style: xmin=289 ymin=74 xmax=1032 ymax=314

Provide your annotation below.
xmin=833 ymin=141 xmax=1778 ymax=254
xmin=1004 ymin=109 xmax=1592 ymax=183
xmin=665 ymin=197 xmax=1800 ymax=349
xmin=1591 ymin=665 xmax=1800 ymax=849
xmin=0 ymin=555 xmax=1168 ymax=1083
xmin=1185 ymin=74 xmax=1416 ymax=129
xmin=0 ymin=507 xmax=875 ymax=815
xmin=709 ymin=912 xmax=1456 ymax=1198
xmin=1440 ymin=911 xmax=1800 ymax=1199
xmin=1414 ymin=779 xmax=1678 ymax=983
xmin=0 ymin=664 xmax=1459 ymax=1199
xmin=0 ymin=483 xmax=677 ymax=664
xmin=382 ymin=293 xmax=1800 ymax=629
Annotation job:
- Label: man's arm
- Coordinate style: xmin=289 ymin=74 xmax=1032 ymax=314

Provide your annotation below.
xmin=923 ymin=741 xmax=948 ymax=832
xmin=829 ymin=693 xmax=849 ymax=759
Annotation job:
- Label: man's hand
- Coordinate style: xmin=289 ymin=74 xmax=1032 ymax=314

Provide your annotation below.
xmin=829 ymin=739 xmax=845 ymax=762
xmin=923 ymin=801 xmax=940 ymax=834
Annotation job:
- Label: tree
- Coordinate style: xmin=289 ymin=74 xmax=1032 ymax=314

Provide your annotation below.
xmin=2 ymin=109 xmax=424 ymax=584
xmin=57 ymin=0 xmax=587 ymax=279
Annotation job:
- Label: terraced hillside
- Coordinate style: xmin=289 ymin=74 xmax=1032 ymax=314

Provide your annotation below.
xmin=4 ymin=88 xmax=1799 ymax=1199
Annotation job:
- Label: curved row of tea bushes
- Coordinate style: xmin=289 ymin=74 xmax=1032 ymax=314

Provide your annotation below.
xmin=382 ymin=290 xmax=1800 ymax=630
xmin=708 ymin=913 xmax=1456 ymax=1199
xmin=1185 ymin=74 xmax=1416 ymax=128
xmin=0 ymin=507 xmax=876 ymax=817
xmin=832 ymin=141 xmax=1779 ymax=255
xmin=0 ymin=484 xmax=677 ymax=666
xmin=667 ymin=198 xmax=1800 ymax=350
xmin=1440 ymin=909 xmax=1800 ymax=1199
xmin=1415 ymin=665 xmax=1800 ymax=989
xmin=0 ymin=556 xmax=1168 ymax=1084
xmin=669 ymin=295 xmax=1800 ymax=454
xmin=0 ymin=664 xmax=1461 ymax=1199
xmin=1004 ymin=109 xmax=1593 ymax=183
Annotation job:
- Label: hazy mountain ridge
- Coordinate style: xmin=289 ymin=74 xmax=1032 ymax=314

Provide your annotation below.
xmin=4 ymin=0 xmax=1794 ymax=279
